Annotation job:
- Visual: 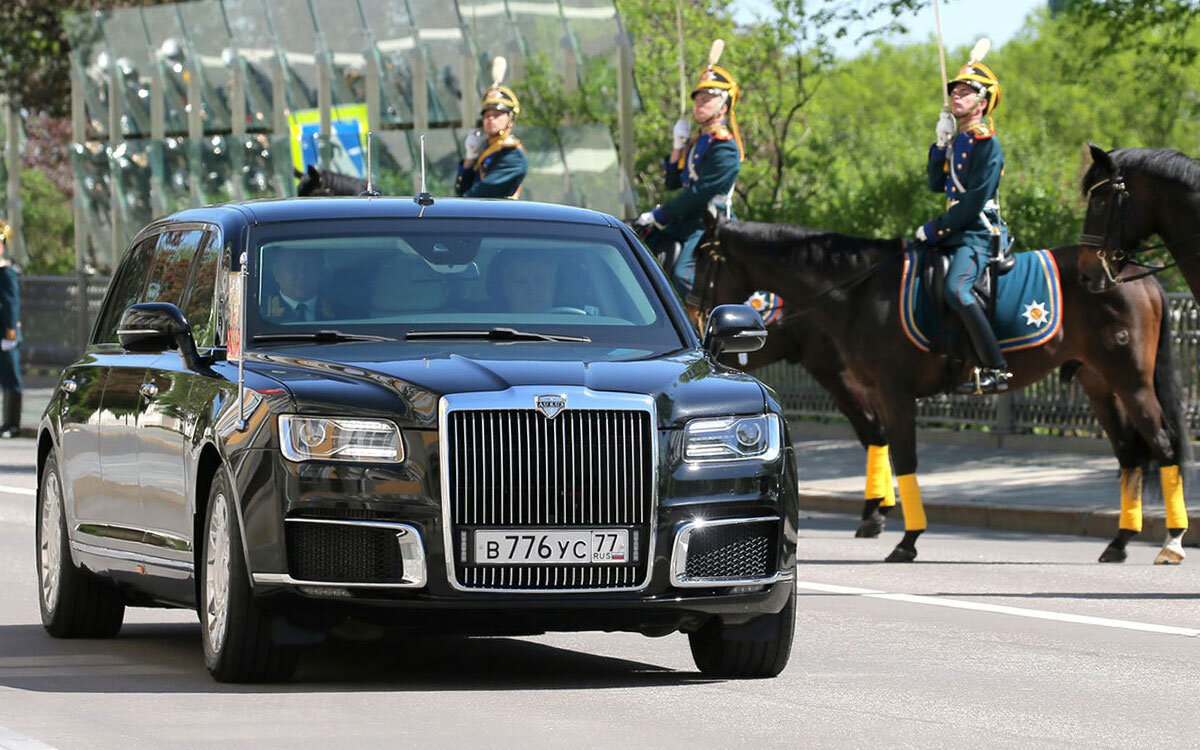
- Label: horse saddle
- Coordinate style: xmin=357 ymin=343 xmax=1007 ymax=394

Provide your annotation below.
xmin=921 ymin=245 xmax=1016 ymax=326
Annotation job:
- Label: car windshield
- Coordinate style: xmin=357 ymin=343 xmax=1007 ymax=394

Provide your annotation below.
xmin=245 ymin=219 xmax=684 ymax=353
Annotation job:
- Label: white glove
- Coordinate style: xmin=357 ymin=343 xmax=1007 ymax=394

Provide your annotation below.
xmin=935 ymin=108 xmax=955 ymax=149
xmin=463 ymin=130 xmax=484 ymax=160
xmin=1 ymin=339 xmax=16 ymax=352
xmin=672 ymin=118 xmax=691 ymax=150
xmin=635 ymin=210 xmax=660 ymax=228
xmin=915 ymin=225 xmax=928 ymax=243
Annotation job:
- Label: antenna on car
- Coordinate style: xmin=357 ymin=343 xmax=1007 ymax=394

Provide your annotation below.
xmin=359 ymin=130 xmax=381 ymax=197
xmin=414 ymin=133 xmax=434 ymax=213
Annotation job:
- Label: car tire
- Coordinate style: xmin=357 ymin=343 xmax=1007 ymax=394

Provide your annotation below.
xmin=199 ymin=469 xmax=296 ymax=683
xmin=37 ymin=453 xmax=126 ymax=638
xmin=688 ymin=578 xmax=795 ymax=678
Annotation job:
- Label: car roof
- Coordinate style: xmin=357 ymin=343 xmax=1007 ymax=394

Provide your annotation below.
xmin=160 ymin=197 xmax=620 ymax=229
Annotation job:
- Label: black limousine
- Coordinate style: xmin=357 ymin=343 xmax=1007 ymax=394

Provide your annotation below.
xmin=36 ymin=197 xmax=799 ymax=682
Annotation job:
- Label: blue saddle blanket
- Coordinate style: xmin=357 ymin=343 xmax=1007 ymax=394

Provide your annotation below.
xmin=899 ymin=248 xmax=1063 ymax=354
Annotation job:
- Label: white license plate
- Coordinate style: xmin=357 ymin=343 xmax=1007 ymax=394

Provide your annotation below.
xmin=474 ymin=529 xmax=629 ymax=565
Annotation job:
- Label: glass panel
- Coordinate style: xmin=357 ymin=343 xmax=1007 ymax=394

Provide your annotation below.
xmin=357 ymin=0 xmax=417 ymax=125
xmin=367 ymin=131 xmax=415 ymax=195
xmin=177 ymin=0 xmax=253 ymax=131
xmin=232 ymin=133 xmax=284 ymax=199
xmin=560 ymin=0 xmax=620 ymax=61
xmin=559 ymin=124 xmax=621 ymax=215
xmin=406 ymin=0 xmax=466 ymax=124
xmin=98 ymin=8 xmax=155 ymax=138
xmin=73 ymin=142 xmax=116 ymax=273
xmin=219 ymin=0 xmax=285 ymax=129
xmin=109 ymin=141 xmax=155 ymax=243
xmin=309 ymin=0 xmax=371 ymax=109
xmin=63 ymin=11 xmax=111 ymax=141
xmin=144 ymin=229 xmax=205 ymax=306
xmin=194 ymin=135 xmax=236 ymax=205
xmin=421 ymin=128 xmax=462 ymax=197
xmin=182 ymin=232 xmax=223 ymax=346
xmin=505 ymin=0 xmax=568 ymax=84
xmin=263 ymin=0 xmax=321 ymax=112
xmin=516 ymin=126 xmax=569 ymax=205
xmin=267 ymin=134 xmax=299 ymax=197
xmin=141 ymin=5 xmax=212 ymax=134
xmin=151 ymin=137 xmax=196 ymax=216
xmin=458 ymin=0 xmax=518 ymax=93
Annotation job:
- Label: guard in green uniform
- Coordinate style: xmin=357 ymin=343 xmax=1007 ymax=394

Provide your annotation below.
xmin=455 ymin=72 xmax=527 ymax=199
xmin=917 ymin=59 xmax=1009 ymax=394
xmin=635 ymin=58 xmax=744 ymax=297
xmin=0 ymin=220 xmax=22 ymax=438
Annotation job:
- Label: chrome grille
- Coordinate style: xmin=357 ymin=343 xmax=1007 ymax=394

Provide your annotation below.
xmin=445 ymin=406 xmax=654 ymax=591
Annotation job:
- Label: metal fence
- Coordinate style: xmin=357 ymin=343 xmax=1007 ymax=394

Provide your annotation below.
xmin=20 ymin=277 xmax=1200 ymax=441
xmin=755 ymin=293 xmax=1200 ymax=440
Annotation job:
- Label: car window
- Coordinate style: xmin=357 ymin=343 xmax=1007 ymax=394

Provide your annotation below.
xmin=246 ymin=220 xmax=682 ymax=351
xmin=143 ymin=229 xmax=205 ymax=306
xmin=92 ymin=235 xmax=158 ymax=344
xmin=180 ymin=231 xmax=221 ymax=347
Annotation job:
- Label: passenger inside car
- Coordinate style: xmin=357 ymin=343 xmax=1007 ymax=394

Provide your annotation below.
xmin=260 ymin=248 xmax=338 ymax=323
xmin=488 ymin=249 xmax=559 ymax=313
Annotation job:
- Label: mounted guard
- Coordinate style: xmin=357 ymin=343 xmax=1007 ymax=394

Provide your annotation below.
xmin=635 ymin=39 xmax=744 ymax=297
xmin=916 ymin=42 xmax=1012 ymax=394
xmin=455 ymin=57 xmax=527 ymax=199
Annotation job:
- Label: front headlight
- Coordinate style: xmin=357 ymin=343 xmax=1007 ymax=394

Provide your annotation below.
xmin=683 ymin=414 xmax=782 ymax=463
xmin=278 ymin=415 xmax=403 ymax=463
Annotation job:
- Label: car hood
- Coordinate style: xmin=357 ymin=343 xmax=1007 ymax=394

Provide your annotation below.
xmin=246 ymin=345 xmax=767 ymax=429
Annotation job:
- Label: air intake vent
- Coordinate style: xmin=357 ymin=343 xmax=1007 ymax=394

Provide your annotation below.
xmin=676 ymin=519 xmax=779 ymax=585
xmin=286 ymin=521 xmax=406 ymax=584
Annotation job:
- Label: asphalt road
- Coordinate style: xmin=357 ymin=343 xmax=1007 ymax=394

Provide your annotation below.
xmin=0 ymin=437 xmax=1197 ymax=749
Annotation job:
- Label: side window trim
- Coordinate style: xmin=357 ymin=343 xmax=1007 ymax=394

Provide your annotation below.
xmin=89 ymin=232 xmax=162 ymax=348
xmin=178 ymin=225 xmax=225 ymax=349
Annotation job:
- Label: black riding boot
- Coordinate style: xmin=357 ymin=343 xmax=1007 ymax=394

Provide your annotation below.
xmin=954 ymin=302 xmax=1011 ymax=394
xmin=0 ymin=389 xmax=21 ymax=438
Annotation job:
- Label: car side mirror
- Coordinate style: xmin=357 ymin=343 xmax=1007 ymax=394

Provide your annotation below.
xmin=117 ymin=302 xmax=204 ymax=368
xmin=702 ymin=304 xmax=767 ymax=358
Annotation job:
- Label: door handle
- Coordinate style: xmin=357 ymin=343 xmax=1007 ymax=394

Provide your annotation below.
xmin=139 ymin=383 xmax=159 ymax=399
xmin=61 ymin=379 xmax=78 ymax=394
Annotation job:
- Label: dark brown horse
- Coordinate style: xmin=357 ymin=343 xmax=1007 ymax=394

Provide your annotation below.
xmin=1080 ymin=144 xmax=1200 ymax=297
xmin=720 ymin=320 xmax=895 ymax=537
xmin=690 ymin=211 xmax=1190 ymax=563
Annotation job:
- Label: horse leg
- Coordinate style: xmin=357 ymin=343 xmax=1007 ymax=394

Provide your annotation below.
xmin=1076 ymin=370 xmax=1146 ymax=563
xmin=857 ymin=444 xmax=895 ymax=538
xmin=877 ymin=393 xmax=923 ymax=562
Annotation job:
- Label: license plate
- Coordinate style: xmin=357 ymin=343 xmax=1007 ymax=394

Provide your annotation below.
xmin=474 ymin=529 xmax=629 ymax=565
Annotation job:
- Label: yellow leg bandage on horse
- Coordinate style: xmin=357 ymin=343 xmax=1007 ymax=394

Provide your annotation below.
xmin=1161 ymin=465 xmax=1188 ymax=529
xmin=897 ymin=473 xmax=926 ymax=531
xmin=866 ymin=445 xmax=895 ymax=507
xmin=1119 ymin=467 xmax=1143 ymax=533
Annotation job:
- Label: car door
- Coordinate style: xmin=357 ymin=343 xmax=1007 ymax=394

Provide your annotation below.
xmin=65 ymin=236 xmax=157 ymax=536
xmin=137 ymin=227 xmax=210 ymax=548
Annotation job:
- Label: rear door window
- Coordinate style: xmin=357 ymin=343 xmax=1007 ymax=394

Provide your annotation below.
xmin=143 ymin=229 xmax=206 ymax=306
xmin=180 ymin=232 xmax=222 ymax=346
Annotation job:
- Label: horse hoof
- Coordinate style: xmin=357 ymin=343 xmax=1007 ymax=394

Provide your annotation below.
xmin=1098 ymin=544 xmax=1127 ymax=563
xmin=1154 ymin=543 xmax=1185 ymax=565
xmin=884 ymin=545 xmax=917 ymax=563
xmin=855 ymin=516 xmax=885 ymax=538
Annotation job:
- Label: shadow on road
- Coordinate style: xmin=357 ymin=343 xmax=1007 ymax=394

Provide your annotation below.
xmin=0 ymin=623 xmax=712 ymax=693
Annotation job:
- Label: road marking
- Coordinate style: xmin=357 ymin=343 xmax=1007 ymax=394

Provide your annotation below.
xmin=797 ymin=580 xmax=1200 ymax=637
xmin=0 ymin=725 xmax=56 ymax=750
xmin=0 ymin=485 xmax=34 ymax=496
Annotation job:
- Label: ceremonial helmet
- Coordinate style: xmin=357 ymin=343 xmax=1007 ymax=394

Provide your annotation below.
xmin=689 ymin=40 xmax=745 ymax=161
xmin=480 ymin=56 xmax=520 ymax=118
xmin=947 ymin=60 xmax=1002 ymax=115
xmin=0 ymin=219 xmax=12 ymax=244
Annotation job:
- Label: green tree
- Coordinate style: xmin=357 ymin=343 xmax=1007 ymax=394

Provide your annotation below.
xmin=19 ymin=168 xmax=74 ymax=275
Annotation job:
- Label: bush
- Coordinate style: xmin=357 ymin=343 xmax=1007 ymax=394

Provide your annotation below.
xmin=19 ymin=168 xmax=74 ymax=275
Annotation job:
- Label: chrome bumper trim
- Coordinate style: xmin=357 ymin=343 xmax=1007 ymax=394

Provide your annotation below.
xmin=670 ymin=516 xmax=784 ymax=588
xmin=263 ymin=518 xmax=427 ymax=588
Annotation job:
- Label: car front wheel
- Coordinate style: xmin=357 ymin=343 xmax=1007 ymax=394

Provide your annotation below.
xmin=688 ymin=578 xmax=796 ymax=678
xmin=37 ymin=453 xmax=125 ymax=638
xmin=199 ymin=469 xmax=296 ymax=682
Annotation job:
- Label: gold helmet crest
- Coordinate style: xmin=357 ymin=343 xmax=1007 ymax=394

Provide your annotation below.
xmin=947 ymin=61 xmax=1001 ymax=115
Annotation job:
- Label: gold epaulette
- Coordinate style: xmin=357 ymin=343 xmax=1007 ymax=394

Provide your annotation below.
xmin=967 ymin=122 xmax=994 ymax=140
xmin=476 ymin=134 xmax=525 ymax=167
xmin=702 ymin=123 xmax=733 ymax=141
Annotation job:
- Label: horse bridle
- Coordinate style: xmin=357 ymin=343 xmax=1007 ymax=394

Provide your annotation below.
xmin=1079 ymin=172 xmax=1180 ymax=284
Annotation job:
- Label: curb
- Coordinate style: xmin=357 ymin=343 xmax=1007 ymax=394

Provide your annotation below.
xmin=799 ymin=491 xmax=1200 ymax=548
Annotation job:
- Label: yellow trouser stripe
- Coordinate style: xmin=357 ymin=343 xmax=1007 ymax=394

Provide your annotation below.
xmin=1161 ymin=465 xmax=1188 ymax=529
xmin=866 ymin=445 xmax=895 ymax=506
xmin=897 ymin=473 xmax=926 ymax=531
xmin=1119 ymin=467 xmax=1142 ymax=532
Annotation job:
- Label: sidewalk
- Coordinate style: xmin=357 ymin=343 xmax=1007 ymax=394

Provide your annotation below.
xmin=794 ymin=428 xmax=1200 ymax=548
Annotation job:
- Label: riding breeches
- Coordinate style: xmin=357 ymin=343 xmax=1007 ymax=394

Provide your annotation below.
xmin=943 ymin=243 xmax=990 ymax=310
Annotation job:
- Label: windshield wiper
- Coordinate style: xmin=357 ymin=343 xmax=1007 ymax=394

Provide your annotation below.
xmin=251 ymin=330 xmax=397 ymax=344
xmin=405 ymin=327 xmax=591 ymax=343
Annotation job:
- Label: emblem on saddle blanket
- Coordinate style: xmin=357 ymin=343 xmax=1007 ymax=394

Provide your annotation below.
xmin=899 ymin=248 xmax=1062 ymax=354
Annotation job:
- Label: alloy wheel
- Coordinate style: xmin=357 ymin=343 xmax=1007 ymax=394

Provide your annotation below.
xmin=39 ymin=470 xmax=63 ymax=614
xmin=204 ymin=491 xmax=232 ymax=654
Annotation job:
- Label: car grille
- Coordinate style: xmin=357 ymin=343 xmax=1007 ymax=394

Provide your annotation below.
xmin=286 ymin=521 xmax=406 ymax=584
xmin=683 ymin=520 xmax=778 ymax=581
xmin=446 ymin=408 xmax=654 ymax=590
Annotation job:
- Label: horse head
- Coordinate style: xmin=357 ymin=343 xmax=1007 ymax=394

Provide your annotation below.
xmin=295 ymin=164 xmax=325 ymax=196
xmin=1078 ymin=143 xmax=1150 ymax=291
xmin=686 ymin=205 xmax=756 ymax=332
